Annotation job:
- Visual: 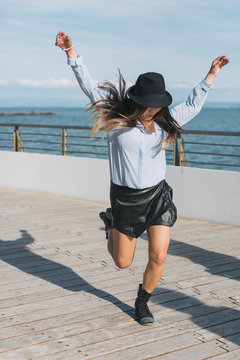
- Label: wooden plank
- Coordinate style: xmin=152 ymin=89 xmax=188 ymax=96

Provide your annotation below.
xmin=203 ymin=348 xmax=240 ymax=359
xmin=0 ymin=283 xmax=193 ymax=318
xmin=0 ymin=286 xmax=234 ymax=331
xmin=1 ymin=259 xmax=238 ymax=304
xmin=194 ymin=319 xmax=240 ymax=342
xmin=1 ymin=290 xmax=238 ymax=343
xmin=209 ymin=286 xmax=240 ymax=300
xmin=145 ymin=341 xmax=228 ymax=360
xmin=161 ymin=263 xmax=240 ymax=283
xmin=0 ymin=187 xmax=239 ymax=360
xmin=2 ymin=249 xmax=239 ymax=293
xmin=193 ymin=278 xmax=240 ymax=294
xmin=22 ymin=333 xmax=200 ymax=360
xmin=174 ymin=270 xmax=240 ymax=289
xmin=0 ymin=254 xmax=104 ymax=275
xmin=0 ymin=323 xmax=202 ymax=359
xmin=1 ymin=299 xmax=239 ymax=347
xmin=0 ymin=269 xmax=143 ymax=298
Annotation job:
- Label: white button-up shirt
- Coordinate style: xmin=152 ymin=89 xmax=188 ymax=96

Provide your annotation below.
xmin=68 ymin=55 xmax=213 ymax=189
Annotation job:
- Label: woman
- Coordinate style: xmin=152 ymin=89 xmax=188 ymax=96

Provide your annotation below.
xmin=55 ymin=31 xmax=229 ymax=325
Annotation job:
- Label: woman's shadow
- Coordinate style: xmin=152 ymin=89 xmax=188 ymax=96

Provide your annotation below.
xmin=151 ymin=286 xmax=240 ymax=346
xmin=168 ymin=238 xmax=240 ymax=282
xmin=0 ymin=229 xmax=135 ymax=318
xmin=141 ymin=233 xmax=240 ymax=282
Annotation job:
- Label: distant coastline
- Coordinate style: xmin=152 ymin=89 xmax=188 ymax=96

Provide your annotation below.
xmin=0 ymin=102 xmax=240 ymax=110
xmin=0 ymin=112 xmax=56 ymax=116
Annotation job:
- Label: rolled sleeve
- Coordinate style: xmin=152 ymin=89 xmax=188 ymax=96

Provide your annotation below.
xmin=199 ymin=79 xmax=213 ymax=91
xmin=67 ymin=55 xmax=84 ymax=67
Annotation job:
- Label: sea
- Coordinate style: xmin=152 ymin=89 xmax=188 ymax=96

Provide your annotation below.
xmin=0 ymin=105 xmax=239 ymax=172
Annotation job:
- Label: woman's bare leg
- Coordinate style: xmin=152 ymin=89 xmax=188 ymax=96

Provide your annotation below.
xmin=107 ymin=229 xmax=114 ymax=257
xmin=142 ymin=225 xmax=170 ymax=293
xmin=107 ymin=228 xmax=137 ymax=269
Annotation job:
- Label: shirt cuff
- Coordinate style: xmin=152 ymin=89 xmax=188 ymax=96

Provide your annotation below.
xmin=67 ymin=55 xmax=83 ymax=66
xmin=200 ymin=79 xmax=213 ymax=91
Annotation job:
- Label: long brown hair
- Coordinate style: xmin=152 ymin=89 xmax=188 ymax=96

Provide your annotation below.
xmin=87 ymin=70 xmax=182 ymax=150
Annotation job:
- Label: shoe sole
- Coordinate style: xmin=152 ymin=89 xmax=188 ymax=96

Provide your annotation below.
xmin=137 ymin=319 xmax=154 ymax=326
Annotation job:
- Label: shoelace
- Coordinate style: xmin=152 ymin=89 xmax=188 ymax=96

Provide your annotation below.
xmin=136 ymin=300 xmax=152 ymax=316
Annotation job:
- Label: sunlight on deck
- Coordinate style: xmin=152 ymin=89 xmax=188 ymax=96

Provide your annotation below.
xmin=0 ymin=188 xmax=239 ymax=360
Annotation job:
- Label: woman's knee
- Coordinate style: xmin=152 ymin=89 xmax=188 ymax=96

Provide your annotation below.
xmin=114 ymin=256 xmax=133 ymax=269
xmin=149 ymin=251 xmax=167 ymax=266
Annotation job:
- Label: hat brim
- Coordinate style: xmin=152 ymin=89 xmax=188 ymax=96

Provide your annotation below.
xmin=128 ymin=87 xmax=172 ymax=108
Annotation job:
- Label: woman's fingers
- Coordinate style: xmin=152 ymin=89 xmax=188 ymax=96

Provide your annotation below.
xmin=55 ymin=36 xmax=63 ymax=47
xmin=218 ymin=57 xmax=230 ymax=68
xmin=56 ymin=31 xmax=68 ymax=42
xmin=55 ymin=30 xmax=73 ymax=49
xmin=216 ymin=55 xmax=229 ymax=64
xmin=55 ymin=35 xmax=62 ymax=43
xmin=210 ymin=55 xmax=230 ymax=76
xmin=213 ymin=55 xmax=225 ymax=66
xmin=216 ymin=55 xmax=226 ymax=61
xmin=55 ymin=31 xmax=69 ymax=48
xmin=58 ymin=30 xmax=67 ymax=36
xmin=213 ymin=55 xmax=230 ymax=68
xmin=223 ymin=58 xmax=230 ymax=65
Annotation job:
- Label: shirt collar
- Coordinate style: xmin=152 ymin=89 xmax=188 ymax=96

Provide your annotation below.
xmin=136 ymin=120 xmax=162 ymax=133
xmin=136 ymin=121 xmax=145 ymax=133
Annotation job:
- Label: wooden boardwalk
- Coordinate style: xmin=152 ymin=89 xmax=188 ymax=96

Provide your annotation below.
xmin=0 ymin=187 xmax=239 ymax=360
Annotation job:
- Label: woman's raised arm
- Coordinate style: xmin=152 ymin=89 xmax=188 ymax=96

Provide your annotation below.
xmin=170 ymin=55 xmax=230 ymax=127
xmin=55 ymin=31 xmax=105 ymax=103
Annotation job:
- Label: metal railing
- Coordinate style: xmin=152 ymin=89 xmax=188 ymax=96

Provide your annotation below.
xmin=0 ymin=123 xmax=239 ymax=171
xmin=174 ymin=130 xmax=240 ymax=170
xmin=0 ymin=123 xmax=109 ymax=157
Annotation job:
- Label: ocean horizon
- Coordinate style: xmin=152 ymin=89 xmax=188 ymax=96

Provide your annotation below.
xmin=0 ymin=105 xmax=239 ymax=172
xmin=1 ymin=102 xmax=240 ymax=109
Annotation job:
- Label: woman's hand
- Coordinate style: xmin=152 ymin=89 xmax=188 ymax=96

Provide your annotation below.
xmin=205 ymin=55 xmax=230 ymax=85
xmin=55 ymin=31 xmax=77 ymax=58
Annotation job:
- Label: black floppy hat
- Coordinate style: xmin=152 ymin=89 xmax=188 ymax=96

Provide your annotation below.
xmin=128 ymin=72 xmax=172 ymax=108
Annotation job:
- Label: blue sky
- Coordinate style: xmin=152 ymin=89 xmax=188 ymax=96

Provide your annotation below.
xmin=1 ymin=0 xmax=239 ymax=107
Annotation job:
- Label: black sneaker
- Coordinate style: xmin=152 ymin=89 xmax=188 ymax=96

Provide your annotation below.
xmin=135 ymin=284 xmax=154 ymax=325
xmin=99 ymin=208 xmax=112 ymax=239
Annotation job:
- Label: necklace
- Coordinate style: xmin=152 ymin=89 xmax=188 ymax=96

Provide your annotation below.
xmin=141 ymin=119 xmax=155 ymax=132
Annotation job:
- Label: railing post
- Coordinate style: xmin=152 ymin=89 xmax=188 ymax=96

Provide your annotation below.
xmin=61 ymin=128 xmax=64 ymax=155
xmin=180 ymin=136 xmax=186 ymax=166
xmin=173 ymin=134 xmax=180 ymax=166
xmin=64 ymin=128 xmax=67 ymax=155
xmin=13 ymin=126 xmax=18 ymax=152
xmin=17 ymin=129 xmax=24 ymax=152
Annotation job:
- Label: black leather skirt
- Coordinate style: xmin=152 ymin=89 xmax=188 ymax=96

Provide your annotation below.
xmin=110 ymin=179 xmax=177 ymax=238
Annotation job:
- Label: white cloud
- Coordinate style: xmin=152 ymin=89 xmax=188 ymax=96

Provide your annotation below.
xmin=170 ymin=83 xmax=193 ymax=89
xmin=16 ymin=78 xmax=77 ymax=88
xmin=2 ymin=18 xmax=34 ymax=28
xmin=170 ymin=82 xmax=239 ymax=90
xmin=0 ymin=80 xmax=9 ymax=86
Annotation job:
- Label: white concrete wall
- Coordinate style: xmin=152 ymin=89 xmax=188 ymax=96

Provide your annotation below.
xmin=166 ymin=166 xmax=240 ymax=227
xmin=0 ymin=150 xmax=239 ymax=226
xmin=0 ymin=151 xmax=110 ymax=203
